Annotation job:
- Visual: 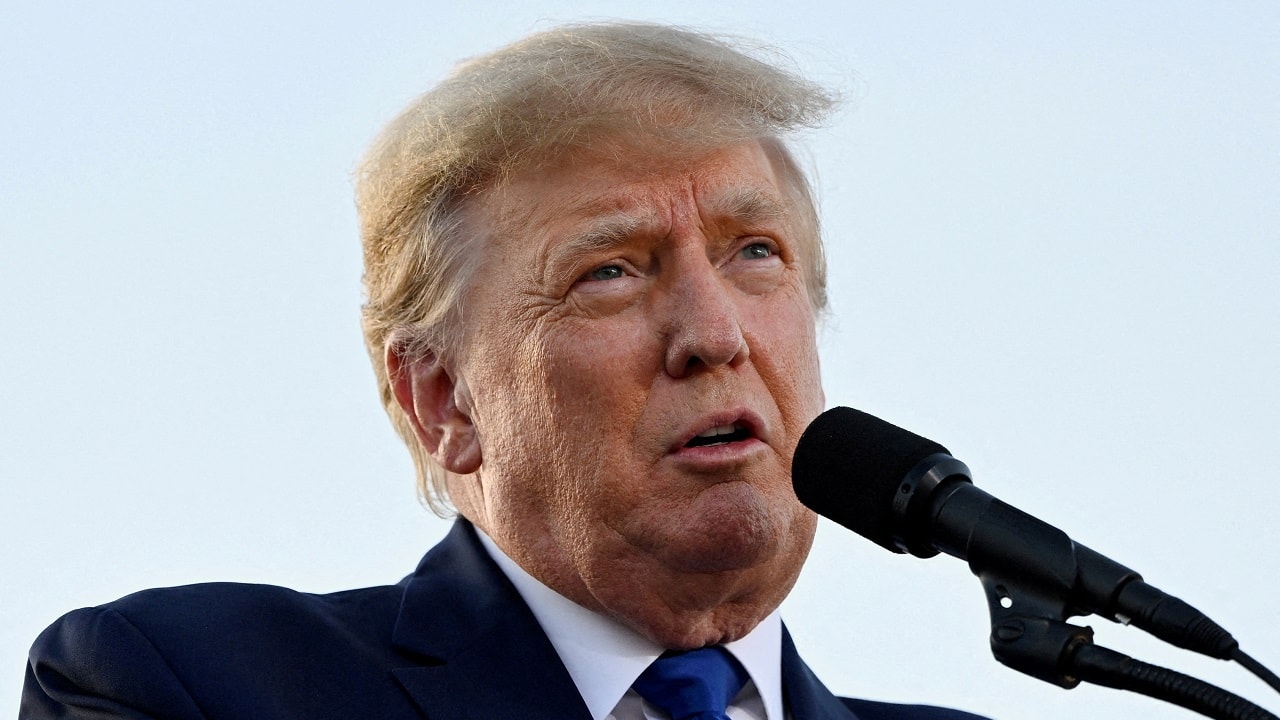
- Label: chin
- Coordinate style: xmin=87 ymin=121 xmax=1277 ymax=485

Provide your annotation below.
xmin=660 ymin=481 xmax=802 ymax=574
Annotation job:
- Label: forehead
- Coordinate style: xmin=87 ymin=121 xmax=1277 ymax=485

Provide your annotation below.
xmin=475 ymin=139 xmax=794 ymax=242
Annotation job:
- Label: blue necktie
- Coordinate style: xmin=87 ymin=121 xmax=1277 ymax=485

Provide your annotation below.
xmin=632 ymin=646 xmax=750 ymax=720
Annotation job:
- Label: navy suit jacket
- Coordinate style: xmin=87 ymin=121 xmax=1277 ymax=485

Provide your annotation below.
xmin=23 ymin=520 xmax=988 ymax=719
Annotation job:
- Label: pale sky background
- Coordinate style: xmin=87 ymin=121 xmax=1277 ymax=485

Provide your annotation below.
xmin=2 ymin=2 xmax=1277 ymax=718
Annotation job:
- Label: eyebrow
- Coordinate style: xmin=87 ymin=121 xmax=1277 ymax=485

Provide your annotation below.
xmin=542 ymin=185 xmax=792 ymax=285
xmin=542 ymin=213 xmax=643 ymax=286
xmin=560 ymin=214 xmax=644 ymax=258
xmin=711 ymin=185 xmax=790 ymax=227
xmin=559 ymin=186 xmax=788 ymax=253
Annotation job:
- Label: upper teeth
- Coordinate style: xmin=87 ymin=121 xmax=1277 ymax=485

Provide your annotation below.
xmin=697 ymin=424 xmax=738 ymax=438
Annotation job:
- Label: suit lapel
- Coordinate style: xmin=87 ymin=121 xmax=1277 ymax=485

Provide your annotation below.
xmin=389 ymin=521 xmax=593 ymax=720
xmin=388 ymin=522 xmax=861 ymax=720
xmin=782 ymin=627 xmax=861 ymax=720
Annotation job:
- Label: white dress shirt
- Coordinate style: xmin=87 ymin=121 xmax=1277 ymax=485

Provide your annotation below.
xmin=477 ymin=530 xmax=785 ymax=720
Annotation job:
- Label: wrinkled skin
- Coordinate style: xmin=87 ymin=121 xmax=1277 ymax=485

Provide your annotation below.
xmin=391 ymin=138 xmax=825 ymax=649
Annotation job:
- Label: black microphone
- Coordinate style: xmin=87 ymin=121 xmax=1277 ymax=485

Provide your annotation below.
xmin=791 ymin=406 xmax=1237 ymax=660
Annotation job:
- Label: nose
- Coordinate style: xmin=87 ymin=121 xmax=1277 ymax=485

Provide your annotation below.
xmin=662 ymin=258 xmax=749 ymax=378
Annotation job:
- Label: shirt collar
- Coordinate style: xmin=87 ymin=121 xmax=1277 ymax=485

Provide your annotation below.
xmin=477 ymin=529 xmax=784 ymax=720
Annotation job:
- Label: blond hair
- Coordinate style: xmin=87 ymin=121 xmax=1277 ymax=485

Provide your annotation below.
xmin=356 ymin=22 xmax=835 ymax=513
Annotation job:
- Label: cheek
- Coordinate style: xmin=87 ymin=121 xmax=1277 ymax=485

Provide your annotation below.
xmin=540 ymin=318 xmax=656 ymax=422
xmin=533 ymin=322 xmax=673 ymax=518
xmin=791 ymin=330 xmax=825 ymax=417
xmin=474 ymin=322 xmax=655 ymax=505
xmin=753 ymin=300 xmax=824 ymax=417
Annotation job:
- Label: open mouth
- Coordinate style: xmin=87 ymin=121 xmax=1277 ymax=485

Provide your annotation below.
xmin=684 ymin=423 xmax=753 ymax=448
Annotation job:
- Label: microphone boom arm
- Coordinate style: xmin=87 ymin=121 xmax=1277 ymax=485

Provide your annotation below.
xmin=901 ymin=457 xmax=1276 ymax=718
xmin=790 ymin=406 xmax=1280 ymax=710
xmin=894 ymin=454 xmax=1238 ymax=659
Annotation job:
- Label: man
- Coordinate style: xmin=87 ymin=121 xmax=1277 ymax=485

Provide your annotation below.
xmin=23 ymin=23 xmax=988 ymax=719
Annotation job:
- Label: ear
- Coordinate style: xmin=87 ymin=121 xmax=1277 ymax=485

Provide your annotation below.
xmin=385 ymin=332 xmax=482 ymax=475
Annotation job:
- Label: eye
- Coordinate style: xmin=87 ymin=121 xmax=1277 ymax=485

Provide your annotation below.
xmin=584 ymin=264 xmax=625 ymax=282
xmin=740 ymin=242 xmax=775 ymax=260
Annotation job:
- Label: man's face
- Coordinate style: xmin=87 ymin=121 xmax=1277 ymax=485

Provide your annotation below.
xmin=444 ymin=139 xmax=824 ymax=647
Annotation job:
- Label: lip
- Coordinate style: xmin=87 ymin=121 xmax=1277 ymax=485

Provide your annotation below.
xmin=668 ymin=408 xmax=768 ymax=458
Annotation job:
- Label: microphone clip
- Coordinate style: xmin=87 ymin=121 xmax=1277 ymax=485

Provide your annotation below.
xmin=978 ymin=569 xmax=1094 ymax=688
xmin=977 ymin=565 xmax=1277 ymax=719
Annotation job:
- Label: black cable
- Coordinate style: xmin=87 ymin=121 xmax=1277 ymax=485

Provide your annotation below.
xmin=1234 ymin=648 xmax=1280 ymax=696
xmin=1070 ymin=642 xmax=1278 ymax=720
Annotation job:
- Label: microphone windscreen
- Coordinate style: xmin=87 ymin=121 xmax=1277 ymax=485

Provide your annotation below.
xmin=792 ymin=407 xmax=950 ymax=552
